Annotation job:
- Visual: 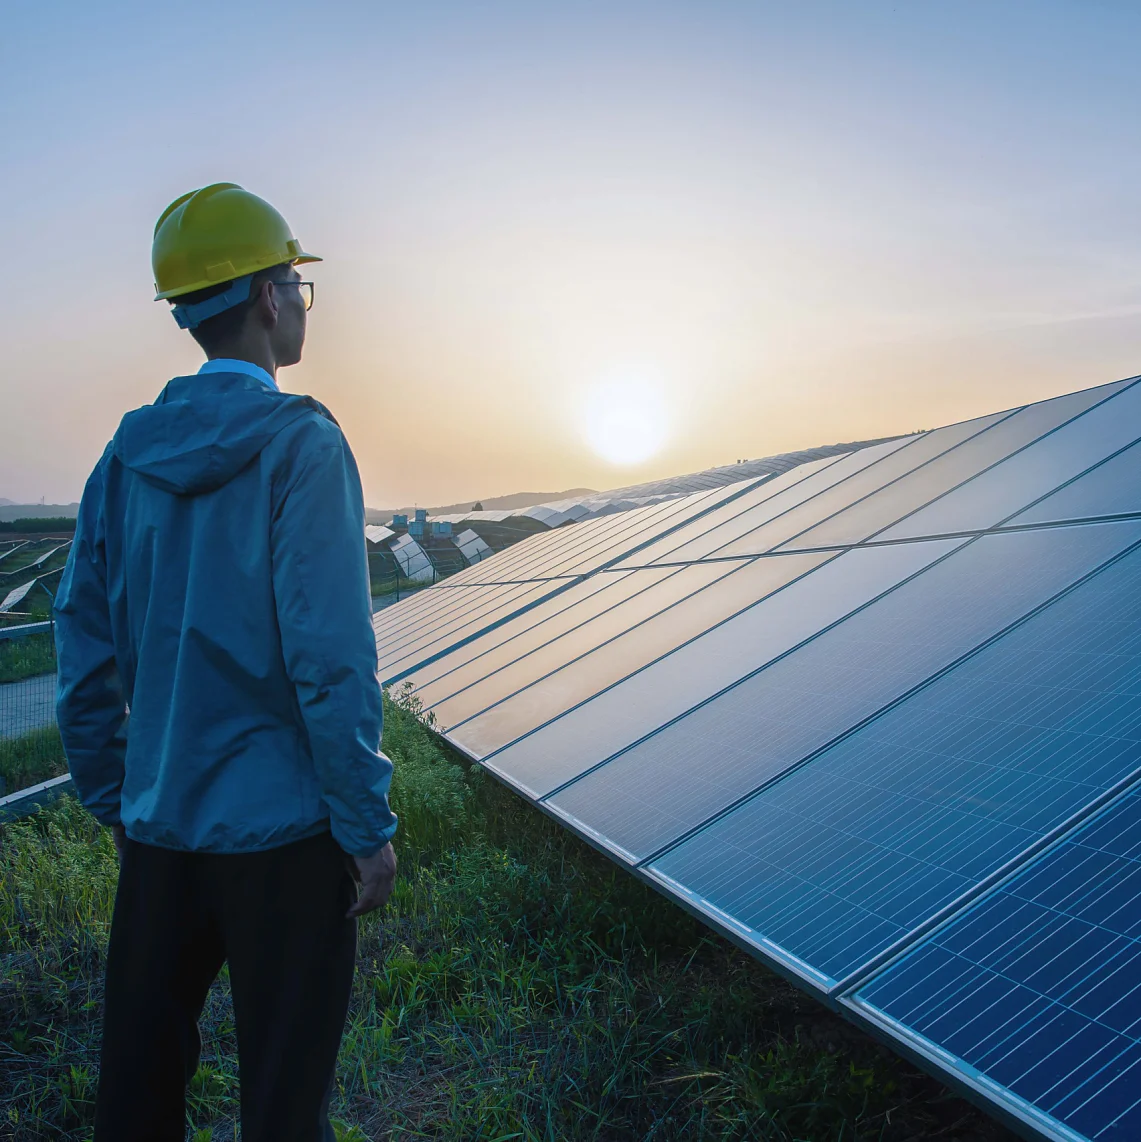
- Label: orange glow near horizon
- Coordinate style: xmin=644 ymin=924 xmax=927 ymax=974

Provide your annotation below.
xmin=6 ymin=4 xmax=1141 ymax=508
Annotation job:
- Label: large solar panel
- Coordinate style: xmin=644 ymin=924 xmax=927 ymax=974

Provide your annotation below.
xmin=852 ymin=785 xmax=1141 ymax=1142
xmin=549 ymin=521 xmax=1141 ymax=863
xmin=650 ymin=532 xmax=1141 ymax=984
xmin=374 ymin=478 xmax=778 ymax=684
xmin=779 ymin=383 xmax=1129 ymax=552
xmin=660 ymin=409 xmax=1009 ymax=563
xmin=1011 ymin=438 xmax=1141 ymax=528
xmin=878 ymin=377 xmax=1141 ymax=542
xmin=462 ymin=540 xmax=959 ymax=777
xmin=611 ymin=437 xmax=915 ymax=567
xmin=374 ymin=375 xmax=1141 ymax=1141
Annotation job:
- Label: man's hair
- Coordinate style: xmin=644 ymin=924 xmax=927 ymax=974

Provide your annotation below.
xmin=172 ymin=263 xmax=292 ymax=353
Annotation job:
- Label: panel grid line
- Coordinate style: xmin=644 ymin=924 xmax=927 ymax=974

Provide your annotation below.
xmin=441 ymin=561 xmax=757 ymax=733
xmin=853 ymin=783 xmax=1141 ymax=1141
xmin=530 ymin=534 xmax=978 ymax=797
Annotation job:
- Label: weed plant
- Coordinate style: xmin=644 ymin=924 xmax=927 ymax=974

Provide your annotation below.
xmin=0 ymin=633 xmax=56 ymax=684
xmin=0 ymin=726 xmax=68 ymax=795
xmin=0 ymin=691 xmax=1016 ymax=1141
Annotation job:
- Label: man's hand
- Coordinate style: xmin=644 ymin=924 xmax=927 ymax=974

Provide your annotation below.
xmin=110 ymin=824 xmax=128 ymax=864
xmin=346 ymin=841 xmax=397 ymax=918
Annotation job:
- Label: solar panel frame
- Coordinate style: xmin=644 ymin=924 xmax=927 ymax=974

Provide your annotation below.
xmin=876 ymin=377 xmax=1141 ymax=543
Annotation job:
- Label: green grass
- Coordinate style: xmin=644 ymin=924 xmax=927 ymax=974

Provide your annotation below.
xmin=371 ymin=575 xmax=436 ymax=597
xmin=0 ymin=632 xmax=56 ymax=683
xmin=0 ymin=725 xmax=68 ymax=795
xmin=0 ymin=692 xmax=1016 ymax=1141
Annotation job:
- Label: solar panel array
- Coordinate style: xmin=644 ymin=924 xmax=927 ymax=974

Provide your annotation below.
xmin=376 ymin=375 xmax=1141 ymax=1142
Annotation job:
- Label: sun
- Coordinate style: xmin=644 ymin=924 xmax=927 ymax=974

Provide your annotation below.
xmin=582 ymin=373 xmax=671 ymax=467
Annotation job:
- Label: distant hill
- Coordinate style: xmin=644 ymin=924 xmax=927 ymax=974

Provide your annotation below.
xmin=0 ymin=498 xmax=14 ymax=506
xmin=366 ymin=488 xmax=596 ymax=524
xmin=0 ymin=503 xmax=79 ymax=523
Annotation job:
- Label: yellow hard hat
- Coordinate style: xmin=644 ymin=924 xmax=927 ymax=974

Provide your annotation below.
xmin=152 ymin=182 xmax=321 ymax=301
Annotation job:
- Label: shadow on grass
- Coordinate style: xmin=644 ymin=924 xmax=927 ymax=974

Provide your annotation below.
xmin=0 ymin=691 xmax=1017 ymax=1141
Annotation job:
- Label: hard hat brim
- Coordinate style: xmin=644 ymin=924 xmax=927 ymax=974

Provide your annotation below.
xmin=154 ymin=252 xmax=323 ymax=301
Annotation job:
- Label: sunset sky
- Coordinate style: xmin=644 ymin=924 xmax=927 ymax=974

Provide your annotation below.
xmin=5 ymin=1 xmax=1141 ymax=508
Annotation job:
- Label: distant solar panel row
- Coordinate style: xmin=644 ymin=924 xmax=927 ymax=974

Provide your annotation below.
xmin=376 ymin=375 xmax=1141 ymax=1141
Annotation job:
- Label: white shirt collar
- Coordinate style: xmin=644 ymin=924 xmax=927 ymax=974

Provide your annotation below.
xmin=197 ymin=358 xmax=279 ymax=392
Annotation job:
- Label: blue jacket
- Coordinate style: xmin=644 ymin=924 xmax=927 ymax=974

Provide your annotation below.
xmin=54 ymin=370 xmax=397 ymax=857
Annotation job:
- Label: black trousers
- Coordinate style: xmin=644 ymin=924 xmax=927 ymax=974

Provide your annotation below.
xmin=94 ymin=831 xmax=358 ymax=1142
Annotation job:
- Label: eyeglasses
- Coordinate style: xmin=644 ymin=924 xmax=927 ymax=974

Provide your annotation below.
xmin=272 ymin=280 xmax=315 ymax=311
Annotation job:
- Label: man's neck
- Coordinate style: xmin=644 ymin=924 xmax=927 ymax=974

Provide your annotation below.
xmin=207 ymin=347 xmax=277 ymax=380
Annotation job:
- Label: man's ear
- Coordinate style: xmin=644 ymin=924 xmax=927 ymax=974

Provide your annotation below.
xmin=254 ymin=280 xmax=280 ymax=328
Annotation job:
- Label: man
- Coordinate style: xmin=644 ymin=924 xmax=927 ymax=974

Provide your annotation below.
xmin=54 ymin=182 xmax=398 ymax=1142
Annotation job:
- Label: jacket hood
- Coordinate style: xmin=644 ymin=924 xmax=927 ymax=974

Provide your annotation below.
xmin=113 ymin=371 xmax=325 ymax=495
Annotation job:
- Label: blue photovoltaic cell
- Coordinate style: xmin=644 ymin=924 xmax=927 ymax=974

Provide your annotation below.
xmin=419 ymin=482 xmax=739 ymax=590
xmin=549 ymin=521 xmax=1141 ymax=863
xmin=468 ymin=540 xmax=959 ymax=781
xmin=377 ymin=580 xmax=538 ymax=664
xmin=419 ymin=563 xmax=736 ymax=722
xmin=377 ymin=580 xmax=562 ymax=682
xmin=607 ymin=451 xmax=865 ymax=568
xmin=877 ymin=377 xmax=1140 ymax=542
xmin=1010 ymin=439 xmax=1141 ymax=528
xmin=705 ymin=411 xmax=1013 ymax=561
xmin=377 ymin=576 xmax=535 ymax=639
xmin=401 ymin=569 xmax=649 ymax=695
xmin=373 ymin=581 xmax=482 ymax=637
xmin=856 ymin=786 xmax=1141 ymax=1142
xmin=614 ymin=438 xmax=916 ymax=567
xmin=444 ymin=551 xmax=839 ymax=768
xmin=499 ymin=497 xmax=690 ymax=581
xmin=375 ymin=486 xmax=765 ymax=686
xmin=547 ymin=484 xmax=756 ymax=576
xmin=779 ymin=384 xmax=1125 ymax=553
xmin=650 ymin=534 xmax=1141 ymax=986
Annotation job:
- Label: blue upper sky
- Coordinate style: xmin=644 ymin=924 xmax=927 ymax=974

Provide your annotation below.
xmin=4 ymin=1 xmax=1141 ymax=504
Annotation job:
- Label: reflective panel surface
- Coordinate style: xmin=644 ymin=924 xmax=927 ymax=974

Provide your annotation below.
xmin=551 ymin=521 xmax=1141 ymax=861
xmin=878 ymin=378 xmax=1140 ymax=541
xmin=1011 ymin=439 xmax=1141 ymax=527
xmin=651 ymin=533 xmax=1141 ymax=985
xmin=782 ymin=387 xmax=1126 ymax=551
xmin=473 ymin=540 xmax=958 ymax=786
xmin=857 ymin=786 xmax=1141 ymax=1142
xmin=708 ymin=411 xmax=1010 ymax=560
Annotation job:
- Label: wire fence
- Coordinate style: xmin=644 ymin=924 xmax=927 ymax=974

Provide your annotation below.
xmin=0 ymin=621 xmax=66 ymax=799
